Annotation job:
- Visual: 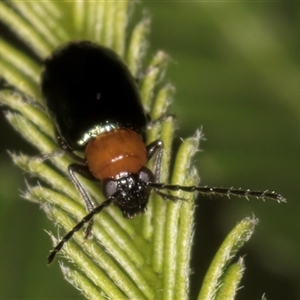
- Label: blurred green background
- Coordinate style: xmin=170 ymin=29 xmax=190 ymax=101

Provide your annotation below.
xmin=1 ymin=1 xmax=299 ymax=299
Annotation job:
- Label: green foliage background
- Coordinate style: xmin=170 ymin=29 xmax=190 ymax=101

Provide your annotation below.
xmin=0 ymin=1 xmax=299 ymax=299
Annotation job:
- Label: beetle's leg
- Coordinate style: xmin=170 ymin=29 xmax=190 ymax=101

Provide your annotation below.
xmin=68 ymin=164 xmax=99 ymax=238
xmin=146 ymin=139 xmax=163 ymax=182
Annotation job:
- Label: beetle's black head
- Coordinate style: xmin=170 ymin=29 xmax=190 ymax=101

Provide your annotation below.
xmin=102 ymin=167 xmax=155 ymax=218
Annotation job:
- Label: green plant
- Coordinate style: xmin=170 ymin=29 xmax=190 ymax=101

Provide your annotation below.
xmin=0 ymin=1 xmax=271 ymax=299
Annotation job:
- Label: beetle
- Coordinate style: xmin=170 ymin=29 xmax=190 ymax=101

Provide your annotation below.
xmin=41 ymin=41 xmax=285 ymax=264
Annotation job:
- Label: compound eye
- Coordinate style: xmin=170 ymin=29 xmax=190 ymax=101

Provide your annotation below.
xmin=138 ymin=167 xmax=155 ymax=184
xmin=103 ymin=179 xmax=118 ymax=198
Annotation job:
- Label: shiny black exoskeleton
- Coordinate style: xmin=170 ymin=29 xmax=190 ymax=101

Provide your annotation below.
xmin=41 ymin=41 xmax=147 ymax=150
